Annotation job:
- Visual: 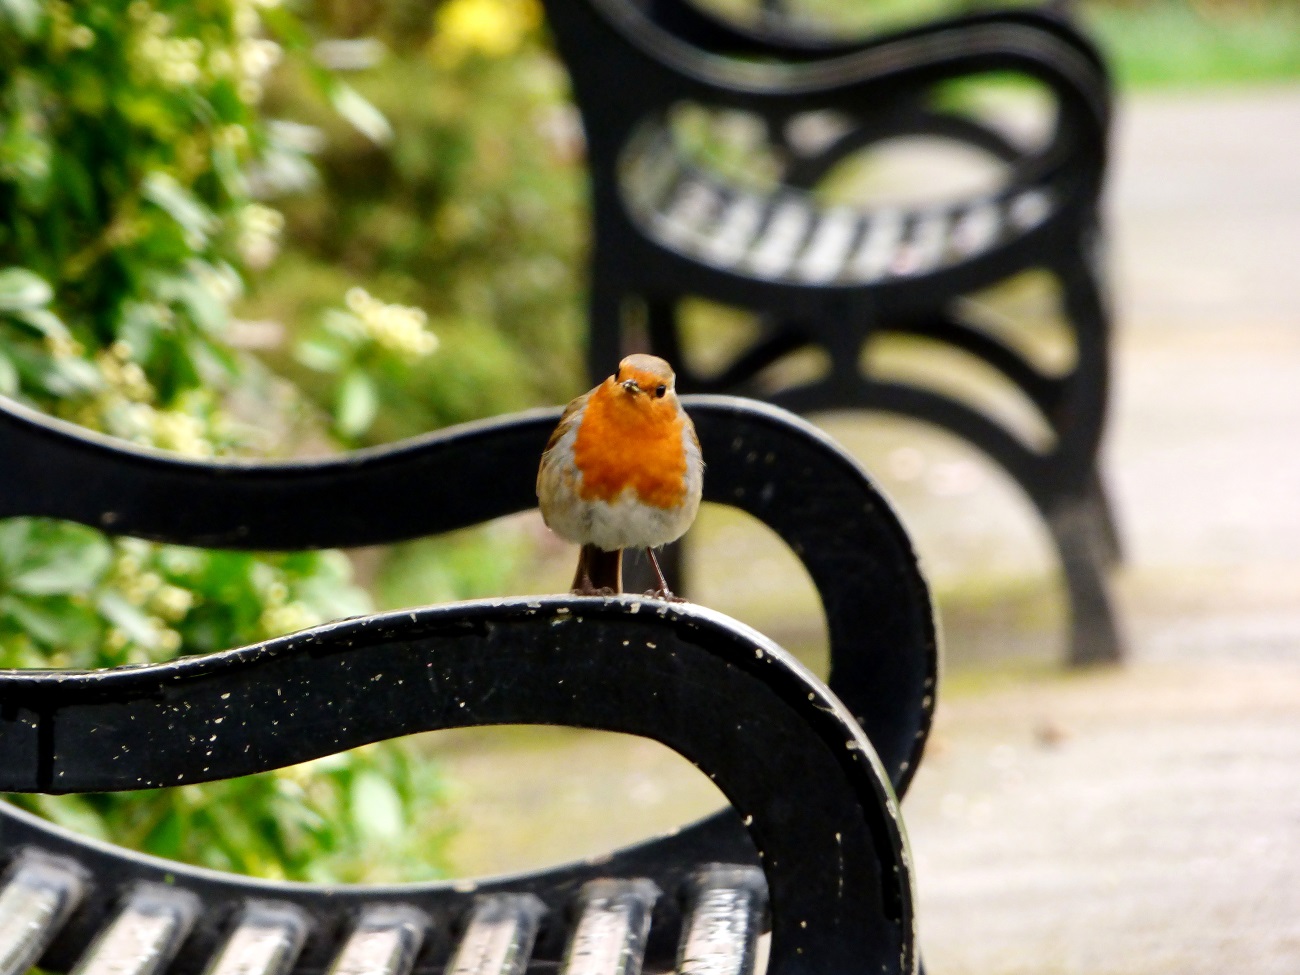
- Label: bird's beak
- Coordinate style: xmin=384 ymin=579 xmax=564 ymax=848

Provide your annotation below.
xmin=621 ymin=379 xmax=641 ymax=394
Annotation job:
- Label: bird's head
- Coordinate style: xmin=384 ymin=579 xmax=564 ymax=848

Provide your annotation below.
xmin=599 ymin=354 xmax=681 ymax=426
xmin=615 ymin=354 xmax=675 ymax=398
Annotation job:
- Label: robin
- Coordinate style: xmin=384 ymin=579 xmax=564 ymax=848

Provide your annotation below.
xmin=537 ymin=354 xmax=703 ymax=598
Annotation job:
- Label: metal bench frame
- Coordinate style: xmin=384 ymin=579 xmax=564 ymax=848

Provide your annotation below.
xmin=0 ymin=394 xmax=937 ymax=975
xmin=545 ymin=0 xmax=1123 ymax=665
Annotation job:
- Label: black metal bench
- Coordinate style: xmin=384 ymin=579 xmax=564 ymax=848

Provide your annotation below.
xmin=0 ymin=393 xmax=937 ymax=975
xmin=544 ymin=0 xmax=1122 ymax=665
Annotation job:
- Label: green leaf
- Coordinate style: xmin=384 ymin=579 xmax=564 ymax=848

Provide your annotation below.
xmin=96 ymin=591 xmax=159 ymax=647
xmin=329 ymin=83 xmax=393 ymax=146
xmin=2 ymin=596 xmax=78 ymax=647
xmin=14 ymin=307 xmax=71 ymax=340
xmin=0 ymin=0 xmax=43 ymax=38
xmin=28 ymin=795 xmax=110 ymax=842
xmin=10 ymin=536 xmax=111 ymax=596
xmin=185 ymin=334 xmax=239 ymax=384
xmin=349 ymin=770 xmax=404 ymax=841
xmin=116 ymin=301 xmax=165 ymax=362
xmin=0 ymin=350 xmax=18 ymax=396
xmin=294 ymin=336 xmax=348 ymax=373
xmin=141 ymin=807 xmax=185 ymax=861
xmin=211 ymin=143 xmax=248 ymax=198
xmin=171 ymin=278 xmax=227 ymax=334
xmin=0 ymin=127 xmax=53 ymax=207
xmin=56 ymin=153 xmax=97 ymax=222
xmin=0 ymin=268 xmax=53 ymax=312
xmin=141 ymin=172 xmax=217 ymax=247
xmin=40 ymin=355 xmax=102 ymax=397
xmin=0 ymin=520 xmax=33 ymax=575
xmin=335 ymin=369 xmax=379 ymax=438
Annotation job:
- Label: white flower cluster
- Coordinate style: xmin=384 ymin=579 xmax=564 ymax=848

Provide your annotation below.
xmin=152 ymin=409 xmax=212 ymax=457
xmin=345 ymin=288 xmax=440 ymax=361
xmin=129 ymin=0 xmax=282 ymax=102
xmin=96 ymin=344 xmax=153 ymax=401
xmin=105 ymin=542 xmax=196 ymax=659
xmin=47 ymin=2 xmax=95 ymax=52
xmin=191 ymin=258 xmax=244 ymax=306
xmin=234 ymin=36 xmax=282 ymax=104
xmin=130 ymin=5 xmax=203 ymax=87
xmin=252 ymin=563 xmax=322 ymax=638
xmin=237 ymin=203 xmax=284 ymax=269
xmin=101 ymin=402 xmax=214 ymax=458
xmin=76 ymin=344 xmax=217 ymax=458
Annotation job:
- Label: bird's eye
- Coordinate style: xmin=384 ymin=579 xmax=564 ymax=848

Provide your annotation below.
xmin=655 ymin=384 xmax=667 ymax=398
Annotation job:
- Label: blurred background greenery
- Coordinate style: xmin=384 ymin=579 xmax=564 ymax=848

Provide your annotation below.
xmin=0 ymin=0 xmax=581 ymax=883
xmin=0 ymin=0 xmax=1295 ymax=884
xmin=698 ymin=0 xmax=1300 ymax=87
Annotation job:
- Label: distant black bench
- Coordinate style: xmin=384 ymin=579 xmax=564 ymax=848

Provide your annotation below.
xmin=0 ymin=394 xmax=937 ymax=975
xmin=544 ymin=0 xmax=1122 ymax=665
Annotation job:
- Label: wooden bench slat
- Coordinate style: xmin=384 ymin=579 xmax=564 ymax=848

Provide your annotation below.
xmin=676 ymin=866 xmax=767 ymax=975
xmin=950 ymin=201 xmax=1002 ymax=256
xmin=71 ymin=886 xmax=198 ymax=975
xmin=747 ymin=200 xmax=812 ymax=278
xmin=0 ymin=853 xmax=86 ymax=975
xmin=558 ymin=880 xmax=658 ymax=975
xmin=1009 ymin=188 xmax=1052 ymax=230
xmin=893 ymin=211 xmax=950 ymax=277
xmin=849 ymin=209 xmax=905 ymax=282
xmin=701 ymin=192 xmax=765 ymax=267
xmin=623 ymin=133 xmax=681 ymax=215
xmin=657 ymin=177 xmax=723 ymax=252
xmin=444 ymin=896 xmax=543 ymax=975
xmin=202 ymin=902 xmax=309 ymax=975
xmin=794 ymin=207 xmax=861 ymax=284
xmin=327 ymin=906 xmax=427 ymax=975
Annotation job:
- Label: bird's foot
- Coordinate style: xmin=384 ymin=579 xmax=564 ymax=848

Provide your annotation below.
xmin=571 ymin=585 xmax=617 ymax=598
xmin=643 ymin=588 xmax=689 ymax=603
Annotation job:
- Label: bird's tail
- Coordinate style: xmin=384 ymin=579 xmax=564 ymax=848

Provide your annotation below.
xmin=573 ymin=543 xmax=622 ymax=594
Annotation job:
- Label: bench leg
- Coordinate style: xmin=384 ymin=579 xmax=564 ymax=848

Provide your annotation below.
xmin=1087 ymin=467 xmax=1124 ymax=568
xmin=1047 ymin=488 xmax=1125 ymax=666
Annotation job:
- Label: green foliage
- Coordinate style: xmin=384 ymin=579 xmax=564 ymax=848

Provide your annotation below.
xmin=0 ymin=0 xmax=456 ymax=882
xmin=20 ymin=742 xmax=450 ymax=883
xmin=668 ymin=0 xmax=1300 ymax=88
xmin=1084 ymin=1 xmax=1300 ymax=87
xmin=245 ymin=0 xmax=587 ymax=442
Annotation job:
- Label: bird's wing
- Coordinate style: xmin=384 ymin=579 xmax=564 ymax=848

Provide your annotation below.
xmin=536 ymin=391 xmax=589 ymax=495
xmin=545 ymin=392 xmax=588 ymax=455
xmin=684 ymin=412 xmax=702 ymax=463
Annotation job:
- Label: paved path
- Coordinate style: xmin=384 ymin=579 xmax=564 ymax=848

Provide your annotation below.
xmin=904 ymin=86 xmax=1300 ymax=975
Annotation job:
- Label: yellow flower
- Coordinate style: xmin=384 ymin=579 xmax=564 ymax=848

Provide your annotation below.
xmin=429 ymin=0 xmax=541 ymax=67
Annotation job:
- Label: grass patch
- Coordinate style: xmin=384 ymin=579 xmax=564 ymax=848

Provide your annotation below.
xmin=695 ymin=0 xmax=1300 ymax=88
xmin=1083 ymin=1 xmax=1300 ymax=87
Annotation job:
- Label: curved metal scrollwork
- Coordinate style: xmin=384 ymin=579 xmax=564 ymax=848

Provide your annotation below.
xmin=542 ymin=0 xmax=1122 ymax=664
xmin=0 ymin=393 xmax=937 ymax=792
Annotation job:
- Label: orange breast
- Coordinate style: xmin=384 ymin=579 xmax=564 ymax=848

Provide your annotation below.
xmin=572 ymin=382 xmax=687 ymax=509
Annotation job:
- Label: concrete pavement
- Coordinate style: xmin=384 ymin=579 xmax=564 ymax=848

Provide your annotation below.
xmin=904 ymin=85 xmax=1300 ymax=975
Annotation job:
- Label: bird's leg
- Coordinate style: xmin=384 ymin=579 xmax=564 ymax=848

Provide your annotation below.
xmin=572 ymin=544 xmax=621 ymax=596
xmin=644 ymin=547 xmax=687 ymax=602
xmin=571 ymin=544 xmax=596 ymax=595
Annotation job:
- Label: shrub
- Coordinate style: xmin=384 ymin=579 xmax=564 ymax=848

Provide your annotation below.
xmin=0 ymin=0 xmax=467 ymax=882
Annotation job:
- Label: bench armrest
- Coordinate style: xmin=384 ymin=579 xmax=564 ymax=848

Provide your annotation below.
xmin=0 ymin=394 xmax=936 ymax=794
xmin=0 ymin=597 xmax=916 ymax=975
